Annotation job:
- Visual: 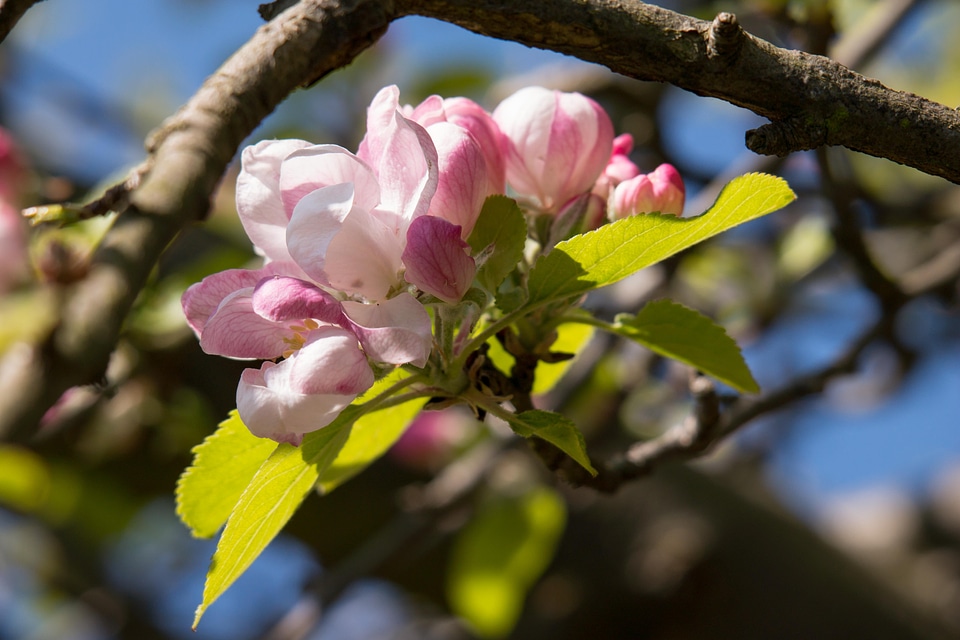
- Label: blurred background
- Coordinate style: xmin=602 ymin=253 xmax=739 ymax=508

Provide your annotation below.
xmin=1 ymin=0 xmax=960 ymax=638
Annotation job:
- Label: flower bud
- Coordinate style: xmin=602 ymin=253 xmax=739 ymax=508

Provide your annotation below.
xmin=493 ymin=87 xmax=613 ymax=213
xmin=610 ymin=163 xmax=685 ymax=219
xmin=584 ymin=133 xmax=641 ymax=229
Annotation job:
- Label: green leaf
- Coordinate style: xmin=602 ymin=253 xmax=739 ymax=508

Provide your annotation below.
xmin=175 ymin=411 xmax=279 ymax=538
xmin=193 ymin=410 xmax=357 ymax=629
xmin=317 ymin=372 xmax=427 ymax=494
xmin=526 ymin=173 xmax=795 ymax=307
xmin=610 ymin=299 xmax=759 ymax=393
xmin=448 ymin=485 xmax=566 ymax=638
xmin=506 ymin=410 xmax=596 ymax=476
xmin=467 ymin=195 xmax=527 ymax=293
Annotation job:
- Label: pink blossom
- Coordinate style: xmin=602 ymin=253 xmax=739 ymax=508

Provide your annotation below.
xmin=185 ymin=86 xmax=492 ymax=443
xmin=185 ymin=272 xmax=377 ymax=443
xmin=493 ymin=86 xmax=614 ymax=214
xmin=611 ymin=163 xmax=686 ymax=218
xmin=236 ymin=325 xmax=374 ymax=446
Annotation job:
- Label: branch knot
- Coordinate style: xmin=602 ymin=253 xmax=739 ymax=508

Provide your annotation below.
xmin=706 ymin=12 xmax=742 ymax=61
xmin=746 ymin=117 xmax=828 ymax=157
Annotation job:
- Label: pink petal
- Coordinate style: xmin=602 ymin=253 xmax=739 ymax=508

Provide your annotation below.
xmin=425 ymin=122 xmax=488 ymax=237
xmin=650 ymin=163 xmax=686 ymax=216
xmin=604 ymin=134 xmax=641 ymax=184
xmin=357 ymin=86 xmax=439 ymax=230
xmin=402 ymin=215 xmax=475 ymax=304
xmin=494 ymin=87 xmax=613 ymax=212
xmin=546 ymin=91 xmax=614 ymax=210
xmin=275 ymin=326 xmax=374 ymax=396
xmin=285 ymin=182 xmax=356 ymax=285
xmin=404 ymin=94 xmax=445 ymax=126
xmin=237 ymin=139 xmax=312 ymax=262
xmin=342 ymin=293 xmax=432 ymax=367
xmin=181 ymin=263 xmax=296 ymax=335
xmin=442 ymin=97 xmax=506 ymax=193
xmin=182 ymin=270 xmax=259 ymax=335
xmin=323 ymin=205 xmax=405 ymax=300
xmin=611 ymin=164 xmax=685 ymax=218
xmin=251 ymin=276 xmax=345 ymax=325
xmin=236 ymin=330 xmax=373 ymax=445
xmin=199 ymin=288 xmax=293 ymax=359
xmin=493 ymin=86 xmax=554 ymax=204
xmin=279 ymin=145 xmax=380 ymax=217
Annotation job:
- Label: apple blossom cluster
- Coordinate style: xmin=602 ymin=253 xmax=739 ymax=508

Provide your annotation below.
xmin=182 ymin=85 xmax=685 ymax=445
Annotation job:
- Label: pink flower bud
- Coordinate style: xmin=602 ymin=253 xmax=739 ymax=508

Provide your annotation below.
xmin=611 ymin=163 xmax=685 ymax=219
xmin=604 ymin=134 xmax=642 ymax=185
xmin=493 ymin=87 xmax=614 ymax=213
xmin=584 ymin=133 xmax=642 ymax=229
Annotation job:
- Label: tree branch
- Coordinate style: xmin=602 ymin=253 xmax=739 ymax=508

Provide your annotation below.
xmin=572 ymin=319 xmax=887 ymax=493
xmin=399 ymin=0 xmax=960 ymax=184
xmin=0 ymin=0 xmax=45 ymax=44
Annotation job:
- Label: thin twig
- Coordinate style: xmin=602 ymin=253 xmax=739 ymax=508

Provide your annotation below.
xmin=565 ymin=318 xmax=887 ymax=492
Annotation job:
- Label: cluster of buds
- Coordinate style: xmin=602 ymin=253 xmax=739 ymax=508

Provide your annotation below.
xmin=182 ymin=85 xmax=685 ymax=444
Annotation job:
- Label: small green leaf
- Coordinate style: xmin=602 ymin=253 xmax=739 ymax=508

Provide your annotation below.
xmin=175 ymin=411 xmax=278 ymax=538
xmin=318 ymin=371 xmax=427 ymax=494
xmin=22 ymin=203 xmax=85 ymax=226
xmin=610 ymin=299 xmax=759 ymax=393
xmin=193 ymin=410 xmax=357 ymax=629
xmin=507 ymin=410 xmax=596 ymax=476
xmin=526 ymin=173 xmax=795 ymax=307
xmin=448 ymin=485 xmax=566 ymax=638
xmin=467 ymin=195 xmax=527 ymax=293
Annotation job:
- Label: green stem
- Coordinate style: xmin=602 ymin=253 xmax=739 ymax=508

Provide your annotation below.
xmin=451 ymin=307 xmax=527 ymax=371
xmin=358 ymin=374 xmax=426 ymax=414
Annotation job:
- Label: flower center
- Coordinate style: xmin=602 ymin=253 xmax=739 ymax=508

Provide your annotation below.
xmin=281 ymin=318 xmax=321 ymax=359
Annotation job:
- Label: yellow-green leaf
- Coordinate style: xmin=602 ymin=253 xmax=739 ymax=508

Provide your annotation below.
xmin=175 ymin=411 xmax=279 ymax=539
xmin=526 ymin=173 xmax=795 ymax=307
xmin=610 ymin=299 xmax=759 ymax=393
xmin=318 ymin=371 xmax=427 ymax=493
xmin=192 ymin=411 xmax=356 ymax=629
xmin=507 ymin=410 xmax=596 ymax=476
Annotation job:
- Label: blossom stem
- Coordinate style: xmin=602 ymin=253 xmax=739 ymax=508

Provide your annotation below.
xmin=452 ymin=307 xmax=528 ymax=372
xmin=358 ymin=373 xmax=427 ymax=413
